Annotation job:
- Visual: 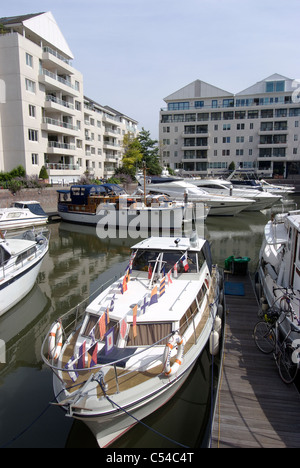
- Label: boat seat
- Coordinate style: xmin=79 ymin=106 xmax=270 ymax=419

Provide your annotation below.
xmin=97 ymin=346 xmax=138 ymax=368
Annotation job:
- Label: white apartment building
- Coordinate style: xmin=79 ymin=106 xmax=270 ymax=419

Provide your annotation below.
xmin=0 ymin=12 xmax=138 ymax=183
xmin=160 ymin=74 xmax=300 ymax=178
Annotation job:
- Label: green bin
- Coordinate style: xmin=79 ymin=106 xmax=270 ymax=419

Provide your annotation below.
xmin=224 ymin=255 xmax=250 ymax=275
xmin=232 ymin=256 xmax=250 ymax=275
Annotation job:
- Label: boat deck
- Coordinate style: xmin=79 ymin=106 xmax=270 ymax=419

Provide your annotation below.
xmin=211 ymin=272 xmax=300 ymax=448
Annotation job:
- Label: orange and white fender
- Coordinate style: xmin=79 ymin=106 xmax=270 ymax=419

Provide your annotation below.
xmin=48 ymin=321 xmax=63 ymax=360
xmin=163 ymin=333 xmax=185 ymax=376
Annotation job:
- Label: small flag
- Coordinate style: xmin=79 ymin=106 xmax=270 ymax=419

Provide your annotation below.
xmin=122 ymin=275 xmax=128 ymax=293
xmin=141 ymin=296 xmax=149 ymax=314
xmin=149 ymin=286 xmax=158 ymax=306
xmin=109 ymin=294 xmax=115 ymax=313
xmin=65 ymin=356 xmax=78 ymax=382
xmin=181 ymin=254 xmax=189 ymax=272
xmin=88 ymin=342 xmax=98 ymax=367
xmin=120 ymin=316 xmax=128 ymax=339
xmin=105 ymin=306 xmax=110 ymax=326
xmin=118 ymin=282 xmax=124 ymax=294
xmin=98 ymin=313 xmax=106 ymax=340
xmin=167 ymin=269 xmax=173 ymax=285
xmin=148 ymin=264 xmax=153 ymax=279
xmin=132 ymin=305 xmax=138 ymax=338
xmin=173 ymin=263 xmax=178 ymax=278
xmin=159 ymin=276 xmax=166 ymax=297
xmin=77 ymin=341 xmax=86 ymax=369
xmin=105 ymin=328 xmax=114 ymax=354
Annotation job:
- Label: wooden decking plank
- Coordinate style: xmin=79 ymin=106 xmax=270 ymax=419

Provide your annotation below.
xmin=211 ymin=273 xmax=300 ymax=448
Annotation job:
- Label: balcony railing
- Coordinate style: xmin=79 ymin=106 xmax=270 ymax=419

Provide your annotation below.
xmin=40 ymin=68 xmax=77 ymax=90
xmin=45 ymin=163 xmax=80 ymax=171
xmin=48 ymin=141 xmax=76 ymax=151
xmin=43 ymin=117 xmax=78 ymax=131
xmin=46 ymin=95 xmax=74 ymax=110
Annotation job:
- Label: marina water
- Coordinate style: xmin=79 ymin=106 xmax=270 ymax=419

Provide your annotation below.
xmin=0 ymin=195 xmax=298 ymax=448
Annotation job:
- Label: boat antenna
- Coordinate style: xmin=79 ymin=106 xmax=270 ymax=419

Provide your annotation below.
xmin=142 ymin=161 xmax=147 ymax=206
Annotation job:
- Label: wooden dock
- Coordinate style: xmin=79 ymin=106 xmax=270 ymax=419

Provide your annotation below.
xmin=211 ymin=272 xmax=300 ymax=448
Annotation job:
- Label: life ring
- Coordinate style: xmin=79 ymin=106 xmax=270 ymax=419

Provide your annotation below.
xmin=48 ymin=321 xmax=63 ymax=360
xmin=163 ymin=333 xmax=185 ymax=376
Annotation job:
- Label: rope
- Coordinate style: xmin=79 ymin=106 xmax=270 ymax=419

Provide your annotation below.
xmin=96 ymin=375 xmax=191 ymax=449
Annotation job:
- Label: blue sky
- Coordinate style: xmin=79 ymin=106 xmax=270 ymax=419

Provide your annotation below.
xmin=3 ymin=0 xmax=300 ymax=138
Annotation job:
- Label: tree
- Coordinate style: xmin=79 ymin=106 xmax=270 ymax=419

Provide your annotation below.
xmin=120 ymin=133 xmax=143 ymax=178
xmin=39 ymin=166 xmax=49 ymax=180
xmin=138 ymin=128 xmax=161 ymax=175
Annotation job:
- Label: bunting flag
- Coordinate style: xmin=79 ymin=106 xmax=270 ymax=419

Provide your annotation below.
xmin=109 ymin=294 xmax=115 ymax=313
xmin=122 ymin=274 xmax=128 ymax=293
xmin=132 ymin=304 xmax=138 ymax=338
xmin=77 ymin=341 xmax=86 ymax=369
xmin=173 ymin=262 xmax=178 ymax=278
xmin=120 ymin=315 xmax=128 ymax=340
xmin=98 ymin=313 xmax=106 ymax=340
xmin=148 ymin=264 xmax=153 ymax=279
xmin=159 ymin=276 xmax=166 ymax=297
xmin=181 ymin=254 xmax=189 ymax=272
xmin=65 ymin=355 xmax=79 ymax=382
xmin=167 ymin=269 xmax=173 ymax=285
xmin=128 ymin=250 xmax=136 ymax=273
xmin=105 ymin=328 xmax=114 ymax=355
xmin=141 ymin=295 xmax=149 ymax=315
xmin=161 ymin=264 xmax=166 ymax=277
xmin=149 ymin=286 xmax=158 ymax=306
xmin=105 ymin=306 xmax=110 ymax=326
xmin=88 ymin=342 xmax=98 ymax=367
xmin=88 ymin=326 xmax=96 ymax=344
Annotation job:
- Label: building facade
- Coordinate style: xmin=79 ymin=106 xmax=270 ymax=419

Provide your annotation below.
xmin=159 ymin=74 xmax=300 ymax=178
xmin=0 ymin=12 xmax=138 ymax=183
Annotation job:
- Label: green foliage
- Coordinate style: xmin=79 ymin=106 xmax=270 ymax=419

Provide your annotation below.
xmin=39 ymin=166 xmax=49 ymax=180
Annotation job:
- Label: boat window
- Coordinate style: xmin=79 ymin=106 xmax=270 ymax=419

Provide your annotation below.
xmin=132 ymin=250 xmax=198 ymax=273
xmin=127 ymin=322 xmax=172 ymax=346
xmin=7 ymin=212 xmax=22 ymax=218
xmin=179 ymin=298 xmax=199 ymax=335
xmin=16 ymin=246 xmax=36 ymax=264
xmin=0 ymin=245 xmax=10 ymax=266
xmin=82 ymin=314 xmax=119 ymax=343
xmin=197 ymin=284 xmax=207 ymax=307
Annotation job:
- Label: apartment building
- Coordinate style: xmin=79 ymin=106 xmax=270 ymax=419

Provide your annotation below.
xmin=0 ymin=12 xmax=138 ymax=183
xmin=160 ymin=74 xmax=300 ymax=178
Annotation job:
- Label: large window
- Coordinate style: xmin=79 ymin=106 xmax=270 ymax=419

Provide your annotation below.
xmin=266 ymin=80 xmax=285 ymax=93
xmin=168 ymin=102 xmax=189 ymax=111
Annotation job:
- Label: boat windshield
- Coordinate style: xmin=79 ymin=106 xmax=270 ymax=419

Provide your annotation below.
xmin=0 ymin=244 xmax=10 ymax=267
xmin=132 ymin=249 xmax=203 ymax=273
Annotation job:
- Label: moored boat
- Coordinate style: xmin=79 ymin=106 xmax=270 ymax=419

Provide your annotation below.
xmin=187 ymin=178 xmax=281 ymax=211
xmin=57 ymin=183 xmax=197 ymax=233
xmin=138 ymin=175 xmax=255 ymax=216
xmin=41 ymin=232 xmax=224 ymax=448
xmin=0 ymin=228 xmax=49 ymax=316
xmin=256 ymin=210 xmax=300 ymax=332
xmin=0 ymin=201 xmax=48 ymax=230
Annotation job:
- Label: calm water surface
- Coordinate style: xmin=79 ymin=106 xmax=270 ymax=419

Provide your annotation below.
xmin=0 ymin=195 xmax=298 ymax=448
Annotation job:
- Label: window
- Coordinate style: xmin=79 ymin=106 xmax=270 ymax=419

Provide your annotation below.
xmin=26 ymin=53 xmax=33 ymax=67
xmin=266 ymin=80 xmax=285 ymax=93
xmin=29 ymin=105 xmax=35 ymax=117
xmin=32 ymin=153 xmax=38 ymax=165
xmin=168 ymin=102 xmax=189 ymax=111
xmin=25 ymin=78 xmax=35 ymax=93
xmin=28 ymin=129 xmax=38 ymax=141
xmin=195 ymin=101 xmax=204 ymax=108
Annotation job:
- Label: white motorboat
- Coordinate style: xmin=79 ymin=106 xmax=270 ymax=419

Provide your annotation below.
xmin=0 ymin=229 xmax=49 ymax=316
xmin=138 ymin=176 xmax=254 ymax=216
xmin=227 ymin=170 xmax=295 ymax=196
xmin=0 ymin=201 xmax=48 ymax=230
xmin=187 ymin=178 xmax=282 ymax=212
xmin=41 ymin=233 xmax=224 ymax=448
xmin=256 ymin=210 xmax=300 ymax=332
xmin=57 ymin=183 xmax=196 ymax=234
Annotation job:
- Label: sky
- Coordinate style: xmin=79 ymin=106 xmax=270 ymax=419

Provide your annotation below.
xmin=2 ymin=0 xmax=300 ymax=139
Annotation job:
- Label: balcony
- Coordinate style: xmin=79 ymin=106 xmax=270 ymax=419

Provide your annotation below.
xmin=42 ymin=117 xmax=79 ymax=136
xmin=42 ymin=46 xmax=74 ymax=75
xmin=47 ymin=141 xmax=76 ymax=154
xmin=45 ymin=95 xmax=75 ymax=115
xmin=39 ymin=68 xmax=79 ymax=96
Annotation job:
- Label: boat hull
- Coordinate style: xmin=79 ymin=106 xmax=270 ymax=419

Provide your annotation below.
xmin=0 ymin=217 xmax=47 ymax=230
xmin=0 ymin=248 xmax=48 ymax=316
xmin=82 ymin=364 xmax=193 ymax=448
xmin=58 ymin=206 xmax=191 ymax=230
